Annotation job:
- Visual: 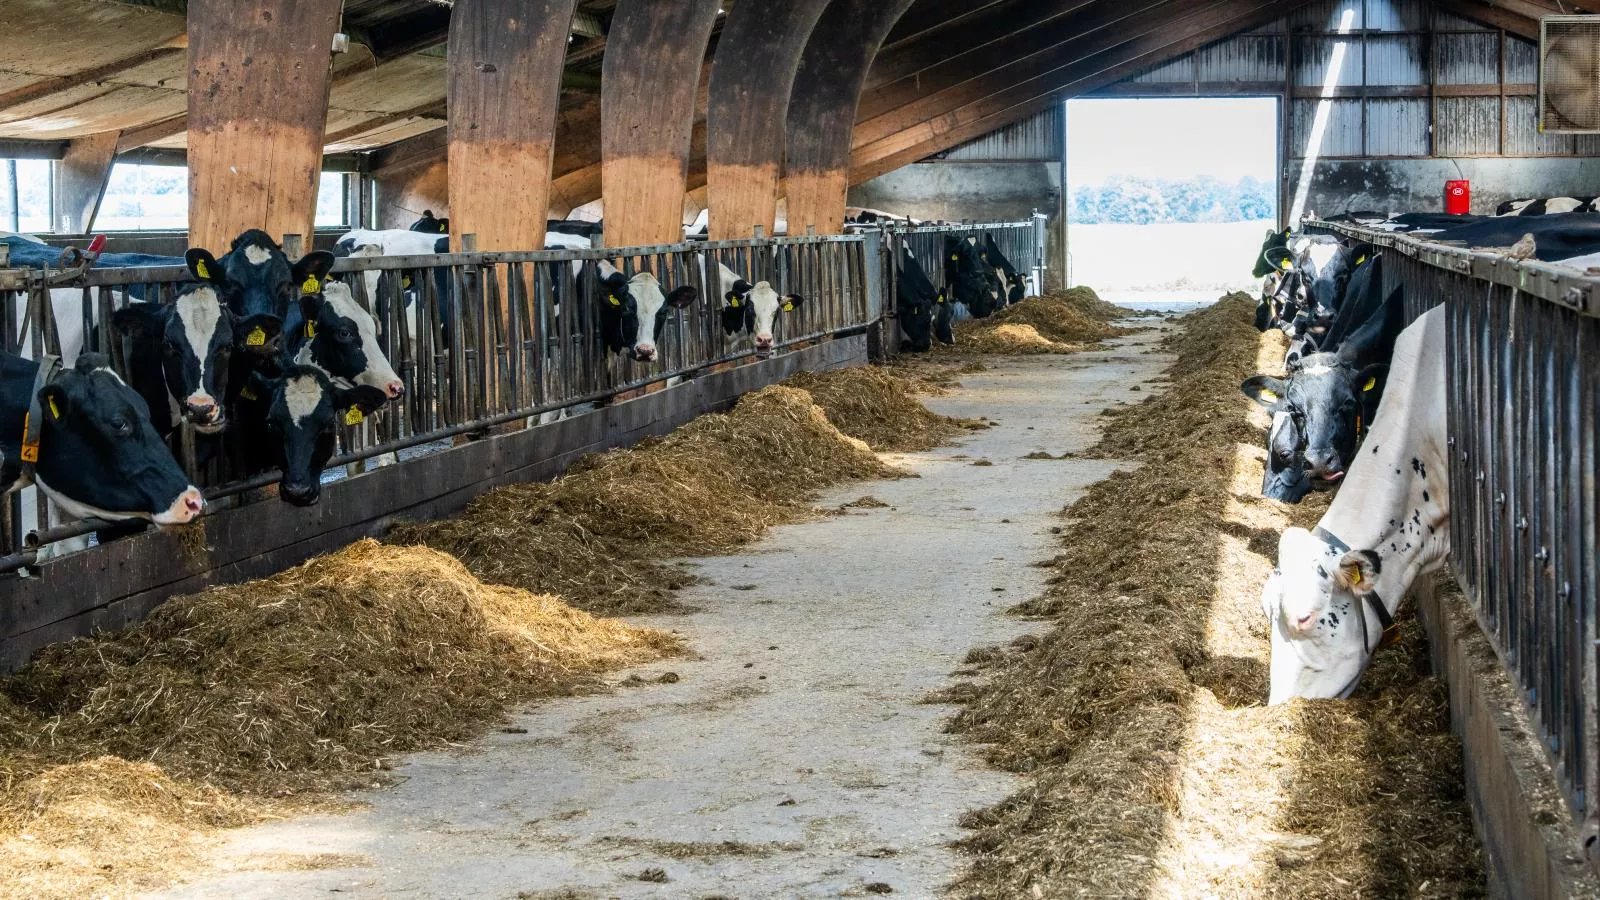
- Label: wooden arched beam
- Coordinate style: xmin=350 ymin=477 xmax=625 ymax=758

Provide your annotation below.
xmin=784 ymin=0 xmax=916 ymax=236
xmin=600 ymin=0 xmax=720 ymax=248
xmin=187 ymin=0 xmax=342 ymax=251
xmin=447 ymin=0 xmax=579 ymax=252
xmin=705 ymin=0 xmax=832 ymax=240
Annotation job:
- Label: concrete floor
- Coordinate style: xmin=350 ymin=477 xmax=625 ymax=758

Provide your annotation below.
xmin=160 ymin=330 xmax=1169 ymax=900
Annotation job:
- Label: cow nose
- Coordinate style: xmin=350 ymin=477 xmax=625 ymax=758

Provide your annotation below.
xmin=1306 ymin=449 xmax=1342 ymax=477
xmin=186 ymin=396 xmax=218 ymax=419
xmin=280 ymin=482 xmax=319 ymax=506
xmin=1292 ymin=611 xmax=1318 ymax=634
xmin=383 ymin=380 xmax=406 ymax=400
xmin=634 ymin=344 xmax=657 ymax=361
xmin=178 ymin=487 xmax=205 ymax=519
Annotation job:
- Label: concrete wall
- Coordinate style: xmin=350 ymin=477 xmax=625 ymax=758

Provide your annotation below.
xmin=847 ymin=161 xmax=1065 ymax=290
xmin=1289 ymin=157 xmax=1600 ymax=219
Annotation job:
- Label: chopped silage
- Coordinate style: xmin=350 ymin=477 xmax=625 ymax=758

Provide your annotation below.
xmin=947 ymin=294 xmax=1485 ymax=898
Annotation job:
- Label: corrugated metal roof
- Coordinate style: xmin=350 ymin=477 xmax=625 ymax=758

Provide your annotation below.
xmin=938 ymin=106 xmax=1062 ymax=161
xmin=1435 ymin=97 xmax=1500 ymax=155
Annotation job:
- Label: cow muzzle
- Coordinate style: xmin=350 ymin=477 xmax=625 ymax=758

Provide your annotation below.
xmin=280 ymin=481 xmax=320 ymax=507
xmin=632 ymin=344 xmax=658 ymax=363
xmin=185 ymin=395 xmax=226 ymax=431
xmin=381 ymin=379 xmax=406 ymax=400
xmin=154 ymin=486 xmax=206 ymax=526
xmin=754 ymin=335 xmax=775 ymax=356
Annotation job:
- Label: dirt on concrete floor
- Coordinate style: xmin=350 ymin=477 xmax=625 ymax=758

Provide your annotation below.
xmin=156 ymin=331 xmax=1170 ymax=899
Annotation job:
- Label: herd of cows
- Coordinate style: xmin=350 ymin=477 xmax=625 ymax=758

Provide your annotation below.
xmin=1247 ymin=198 xmax=1600 ymax=703
xmin=893 ymin=232 xmax=1030 ymax=352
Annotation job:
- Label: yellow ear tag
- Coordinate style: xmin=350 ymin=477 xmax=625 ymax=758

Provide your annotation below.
xmin=1355 ymin=255 xmax=1366 ymax=266
xmin=608 ymin=295 xmax=621 ymax=307
xmin=344 ymin=407 xmax=365 ymax=426
xmin=729 ymin=298 xmax=740 ymax=308
xmin=782 ymin=301 xmax=794 ymax=312
xmin=239 ymin=385 xmax=258 ymax=401
xmin=1260 ymin=389 xmax=1279 ymax=403
xmin=246 ymin=326 xmax=267 ymax=347
xmin=195 ymin=259 xmax=210 ymax=279
xmin=305 ymin=321 xmax=317 ymax=339
xmin=1363 ymin=376 xmax=1377 ymax=392
xmin=401 ymin=276 xmax=412 ymax=289
xmin=20 ymin=413 xmax=37 ymax=463
xmin=301 ymin=276 xmax=321 ymax=294
xmin=1279 ymin=259 xmax=1293 ymax=270
xmin=935 ymin=294 xmax=945 ymax=304
xmin=950 ymin=254 xmax=959 ymax=261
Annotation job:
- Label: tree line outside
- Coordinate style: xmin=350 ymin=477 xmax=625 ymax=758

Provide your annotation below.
xmin=1070 ymin=174 xmax=1275 ymax=225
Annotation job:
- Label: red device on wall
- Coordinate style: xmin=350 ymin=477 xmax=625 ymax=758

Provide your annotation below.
xmin=1445 ymin=180 xmax=1471 ymax=215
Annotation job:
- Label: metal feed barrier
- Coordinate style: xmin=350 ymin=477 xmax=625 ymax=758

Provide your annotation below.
xmin=0 ymin=233 xmax=875 ymax=566
xmin=1311 ymin=220 xmax=1600 ymax=848
xmin=874 ymin=219 xmax=1046 ymax=350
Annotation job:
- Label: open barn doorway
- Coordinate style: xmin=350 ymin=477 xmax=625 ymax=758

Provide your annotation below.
xmin=1066 ymin=97 xmax=1279 ymax=310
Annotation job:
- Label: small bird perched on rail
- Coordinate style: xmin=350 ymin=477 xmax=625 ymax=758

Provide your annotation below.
xmin=1507 ymin=233 xmax=1538 ymax=260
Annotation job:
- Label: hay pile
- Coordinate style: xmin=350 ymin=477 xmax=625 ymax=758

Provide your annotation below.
xmin=947 ymin=295 xmax=1484 ymax=897
xmin=393 ymin=385 xmax=902 ymax=614
xmin=946 ymin=293 xmax=1133 ymax=354
xmin=784 ymin=366 xmax=972 ymax=451
xmin=0 ymin=539 xmax=677 ymax=897
xmin=1051 ymin=285 xmax=1143 ymax=321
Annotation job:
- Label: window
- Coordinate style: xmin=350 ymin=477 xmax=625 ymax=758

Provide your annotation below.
xmin=2 ymin=159 xmax=53 ymax=234
xmin=97 ymin=163 xmax=188 ymax=231
xmin=316 ymin=172 xmax=349 ymax=228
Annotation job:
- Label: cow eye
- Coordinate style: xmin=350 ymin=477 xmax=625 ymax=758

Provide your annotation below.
xmin=110 ymin=416 xmax=132 ymax=436
xmin=338 ymin=328 xmax=355 ymax=342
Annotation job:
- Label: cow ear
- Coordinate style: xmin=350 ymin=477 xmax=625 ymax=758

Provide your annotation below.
xmin=38 ymin=383 xmax=70 ymax=422
xmin=666 ymin=285 xmax=698 ymax=309
xmin=1263 ymin=247 xmax=1295 ymax=271
xmin=185 ymin=249 xmax=225 ymax=285
xmin=334 ymin=384 xmax=390 ymax=413
xmin=293 ymin=251 xmax=336 ymax=287
xmin=1336 ymin=549 xmax=1381 ymax=593
xmin=1348 ymin=242 xmax=1376 ymax=266
xmin=112 ymin=305 xmax=164 ymax=339
xmin=299 ymin=293 xmax=324 ymax=329
xmin=1355 ymin=364 xmax=1387 ymax=394
xmin=781 ymin=294 xmax=804 ymax=313
xmin=1241 ymin=375 xmax=1288 ymax=409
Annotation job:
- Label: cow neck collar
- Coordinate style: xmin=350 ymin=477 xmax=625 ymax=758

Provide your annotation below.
xmin=1311 ymin=525 xmax=1398 ymax=652
xmin=20 ymin=354 xmax=60 ymax=474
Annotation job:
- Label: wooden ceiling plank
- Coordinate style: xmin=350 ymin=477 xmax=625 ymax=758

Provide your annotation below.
xmin=869 ymin=0 xmax=1096 ymax=88
xmin=0 ymin=44 xmax=185 ymax=114
xmin=1436 ymin=0 xmax=1540 ymax=38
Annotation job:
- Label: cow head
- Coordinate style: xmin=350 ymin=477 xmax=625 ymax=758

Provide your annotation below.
xmin=597 ymin=262 xmax=697 ymax=362
xmin=1254 ymin=227 xmax=1293 ymax=278
xmin=293 ymin=280 xmax=406 ymax=401
xmin=112 ymin=253 xmax=238 ymax=432
xmin=1261 ymin=527 xmax=1385 ymax=702
xmin=249 ymin=366 xmax=389 ymax=507
xmin=944 ymin=236 xmax=995 ymax=318
xmin=720 ymin=278 xmax=802 ymax=358
xmin=214 ymin=230 xmax=335 ymax=358
xmin=1305 ymin=241 xmax=1374 ymax=317
xmin=1241 ymin=350 xmax=1385 ymax=484
xmin=895 ymin=245 xmax=951 ymax=353
xmin=30 ymin=354 xmax=204 ymax=526
xmin=410 ymin=210 xmax=450 ymax=234
xmin=1261 ymin=411 xmax=1314 ymax=503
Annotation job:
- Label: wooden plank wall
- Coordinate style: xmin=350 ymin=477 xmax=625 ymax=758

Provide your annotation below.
xmin=446 ymin=0 xmax=579 ymax=252
xmin=0 ymin=337 xmax=868 ymax=671
xmin=705 ymin=0 xmax=832 ymax=240
xmin=600 ymin=0 xmax=721 ymax=248
xmin=186 ymin=0 xmax=343 ymax=251
xmin=785 ymin=0 xmax=915 ymax=236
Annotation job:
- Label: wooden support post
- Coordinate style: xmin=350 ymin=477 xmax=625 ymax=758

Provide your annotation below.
xmin=601 ymin=0 xmax=720 ymax=248
xmin=706 ymin=0 xmax=833 ymax=240
xmin=785 ymin=0 xmax=915 ymax=236
xmin=447 ymin=0 xmax=579 ymax=253
xmin=187 ymin=0 xmax=343 ymax=251
xmin=51 ymin=132 xmax=120 ymax=235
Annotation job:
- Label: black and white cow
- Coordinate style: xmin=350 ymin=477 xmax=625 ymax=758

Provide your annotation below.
xmin=1495 ymin=196 xmax=1598 ymax=216
xmin=214 ymin=230 xmax=336 ymax=359
xmin=1263 ymin=306 xmax=1447 ymax=702
xmin=717 ymin=263 xmax=804 ymax=359
xmin=896 ymin=244 xmax=953 ymax=353
xmin=241 ymin=365 xmax=389 ymax=507
xmin=982 ymin=233 xmax=1027 ymax=306
xmin=0 ymin=351 xmax=203 ymax=526
xmin=596 ymin=261 xmax=699 ymax=362
xmin=410 ymin=210 xmax=450 ymax=234
xmin=945 ymin=235 xmax=998 ymax=319
xmin=285 ymin=280 xmax=407 ymax=401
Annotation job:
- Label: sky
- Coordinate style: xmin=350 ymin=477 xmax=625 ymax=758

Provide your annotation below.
xmin=1066 ymin=97 xmax=1279 ymax=185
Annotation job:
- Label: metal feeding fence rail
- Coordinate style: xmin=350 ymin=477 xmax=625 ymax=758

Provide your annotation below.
xmin=1312 ymin=220 xmax=1600 ymax=847
xmin=0 ymin=234 xmax=874 ymax=565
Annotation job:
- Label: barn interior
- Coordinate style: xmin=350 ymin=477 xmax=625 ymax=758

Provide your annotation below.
xmin=2 ymin=1 xmax=1600 ymax=897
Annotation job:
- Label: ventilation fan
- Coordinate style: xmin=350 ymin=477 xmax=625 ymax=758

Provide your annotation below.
xmin=1540 ymin=15 xmax=1600 ymax=133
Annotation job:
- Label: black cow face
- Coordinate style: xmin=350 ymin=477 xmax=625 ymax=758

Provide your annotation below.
xmin=982 ymin=233 xmax=1026 ymax=305
xmin=1305 ymin=241 xmax=1374 ymax=317
xmin=1242 ymin=351 xmax=1386 ymax=484
xmin=26 ymin=354 xmax=203 ymax=525
xmin=293 ymin=282 xmax=406 ymax=401
xmin=1254 ymin=227 xmax=1292 ymax=278
xmin=944 ymin=236 xmax=995 ymax=318
xmin=253 ymin=366 xmax=389 ymax=506
xmin=213 ymin=230 xmax=335 ymax=358
xmin=1261 ymin=411 xmax=1313 ymax=503
xmin=112 ymin=265 xmax=237 ymax=433
xmin=598 ymin=265 xmax=697 ymax=362
xmin=410 ymin=210 xmax=450 ymax=234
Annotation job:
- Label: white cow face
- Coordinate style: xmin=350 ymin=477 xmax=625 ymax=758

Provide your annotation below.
xmin=597 ymin=261 xmax=697 ymax=362
xmin=744 ymin=281 xmax=803 ymax=357
xmin=1263 ymin=526 xmax=1383 ymax=703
